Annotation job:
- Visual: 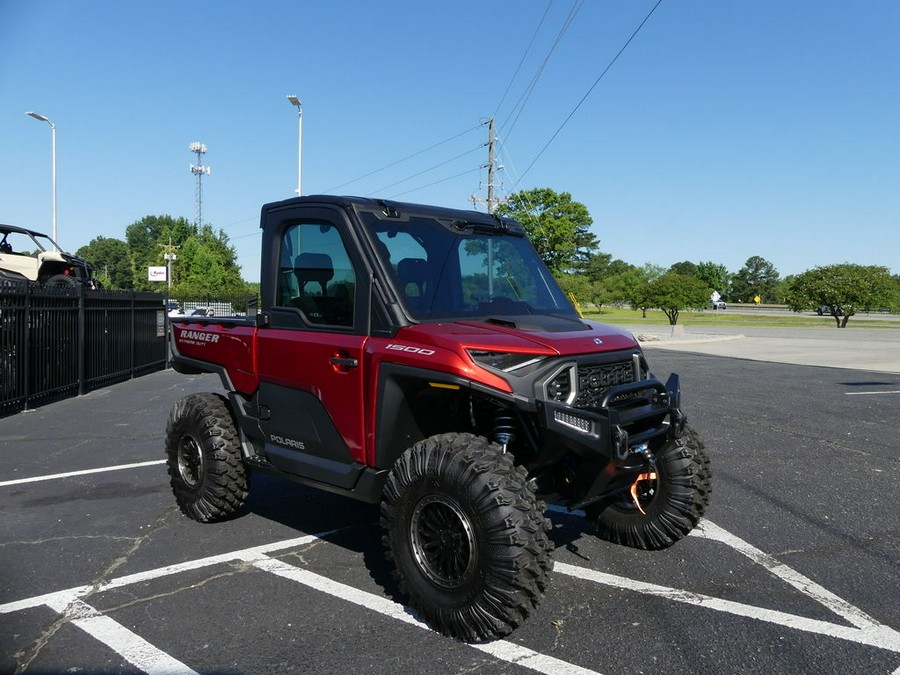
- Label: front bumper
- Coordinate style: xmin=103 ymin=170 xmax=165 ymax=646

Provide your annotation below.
xmin=535 ymin=373 xmax=686 ymax=509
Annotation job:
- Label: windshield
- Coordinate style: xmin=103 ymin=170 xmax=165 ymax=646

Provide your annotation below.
xmin=361 ymin=211 xmax=577 ymax=321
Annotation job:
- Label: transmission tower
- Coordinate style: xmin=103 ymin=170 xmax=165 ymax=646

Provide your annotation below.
xmin=189 ymin=142 xmax=211 ymax=227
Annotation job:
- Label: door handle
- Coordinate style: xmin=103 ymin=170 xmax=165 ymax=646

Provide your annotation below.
xmin=330 ymin=355 xmax=359 ymax=368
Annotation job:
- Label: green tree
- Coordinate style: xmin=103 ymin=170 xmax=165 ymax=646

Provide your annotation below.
xmin=640 ymin=272 xmax=711 ymax=325
xmin=668 ymin=260 xmax=698 ymax=277
xmin=641 ymin=263 xmax=667 ymax=282
xmin=599 ymin=266 xmax=651 ymax=314
xmin=125 ymin=215 xmax=244 ymax=295
xmin=787 ymin=264 xmax=895 ymax=327
xmin=892 ymin=275 xmax=900 ymax=312
xmin=126 ymin=215 xmax=195 ymax=290
xmin=731 ymin=256 xmax=780 ymax=303
xmin=171 ymin=225 xmax=245 ymax=296
xmin=579 ymin=251 xmax=613 ymax=283
xmin=554 ymin=273 xmax=592 ymax=312
xmin=774 ymin=275 xmax=795 ymax=304
xmin=695 ymin=261 xmax=732 ymax=298
xmin=587 ymin=280 xmax=614 ymax=311
xmin=495 ymin=187 xmax=598 ymax=275
xmin=76 ymin=236 xmax=132 ymax=289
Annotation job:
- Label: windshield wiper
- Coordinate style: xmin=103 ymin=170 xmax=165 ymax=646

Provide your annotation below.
xmin=452 ymin=218 xmax=522 ymax=236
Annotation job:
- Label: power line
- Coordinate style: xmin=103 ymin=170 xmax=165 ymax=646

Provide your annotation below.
xmin=512 ymin=0 xmax=665 ymax=189
xmin=493 ymin=0 xmax=554 ymax=118
xmin=499 ymin=0 xmax=585 ymax=145
xmin=322 ymin=124 xmax=482 ymax=194
xmin=365 ymin=144 xmax=483 ymax=196
xmin=386 ymin=167 xmax=482 ymax=200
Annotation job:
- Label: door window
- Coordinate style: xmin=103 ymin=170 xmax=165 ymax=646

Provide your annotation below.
xmin=276 ymin=222 xmax=356 ymax=327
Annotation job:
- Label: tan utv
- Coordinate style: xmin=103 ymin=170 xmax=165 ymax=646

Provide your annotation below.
xmin=0 ymin=224 xmax=101 ymax=288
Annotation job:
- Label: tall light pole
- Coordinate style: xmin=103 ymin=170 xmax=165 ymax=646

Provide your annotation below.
xmin=286 ymin=95 xmax=302 ymax=196
xmin=26 ymin=111 xmax=58 ymax=247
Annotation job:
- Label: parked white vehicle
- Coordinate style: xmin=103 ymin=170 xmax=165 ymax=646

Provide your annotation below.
xmin=0 ymin=224 xmax=101 ymax=288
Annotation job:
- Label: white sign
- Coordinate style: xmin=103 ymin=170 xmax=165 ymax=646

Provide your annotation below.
xmin=711 ymin=291 xmax=721 ymax=302
xmin=148 ymin=266 xmax=167 ymax=282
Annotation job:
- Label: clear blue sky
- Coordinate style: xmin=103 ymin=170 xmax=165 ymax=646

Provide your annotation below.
xmin=2 ymin=0 xmax=897 ymax=283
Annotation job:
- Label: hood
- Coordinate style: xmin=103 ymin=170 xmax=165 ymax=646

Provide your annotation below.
xmin=397 ymin=316 xmax=639 ymax=357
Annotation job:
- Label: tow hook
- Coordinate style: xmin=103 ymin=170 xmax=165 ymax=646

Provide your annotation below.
xmin=629 ymin=472 xmax=658 ymax=515
xmin=629 ymin=443 xmax=656 ymax=515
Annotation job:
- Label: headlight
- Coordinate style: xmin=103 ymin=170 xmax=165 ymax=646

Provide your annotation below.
xmin=545 ymin=364 xmax=577 ymax=405
xmin=467 ymin=350 xmax=547 ymax=374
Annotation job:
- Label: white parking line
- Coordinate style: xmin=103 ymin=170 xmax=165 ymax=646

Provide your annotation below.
xmin=845 ymin=390 xmax=900 ymax=396
xmin=3 ymin=530 xmax=603 ymax=675
xmin=555 ymin=563 xmax=900 ymax=653
xmin=45 ymin=594 xmax=197 ymax=675
xmin=3 ymin=520 xmax=899 ymax=672
xmin=692 ymin=520 xmax=890 ymax=633
xmin=0 ymin=460 xmax=166 ymax=488
xmin=252 ymin=555 xmax=602 ymax=675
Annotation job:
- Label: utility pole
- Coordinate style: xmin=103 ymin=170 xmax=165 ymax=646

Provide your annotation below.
xmin=469 ymin=118 xmax=508 ymax=297
xmin=160 ymin=239 xmax=179 ymax=290
xmin=469 ymin=118 xmax=506 ymax=214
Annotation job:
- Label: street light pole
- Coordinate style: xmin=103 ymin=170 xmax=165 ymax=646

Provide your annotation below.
xmin=286 ymin=95 xmax=302 ymax=196
xmin=26 ymin=111 xmax=58 ymax=247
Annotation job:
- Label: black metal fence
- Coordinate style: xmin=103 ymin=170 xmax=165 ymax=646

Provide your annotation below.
xmin=0 ymin=280 xmax=168 ymax=417
xmin=167 ymin=293 xmax=259 ymax=319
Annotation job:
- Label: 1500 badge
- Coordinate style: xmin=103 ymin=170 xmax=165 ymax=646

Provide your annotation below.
xmin=386 ymin=343 xmax=435 ymax=356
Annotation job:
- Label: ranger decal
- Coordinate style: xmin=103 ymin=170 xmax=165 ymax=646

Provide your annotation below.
xmin=178 ymin=330 xmax=221 ymax=345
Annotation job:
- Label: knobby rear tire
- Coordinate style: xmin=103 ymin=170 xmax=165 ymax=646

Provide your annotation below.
xmin=165 ymin=393 xmax=249 ymax=523
xmin=381 ymin=432 xmax=553 ymax=642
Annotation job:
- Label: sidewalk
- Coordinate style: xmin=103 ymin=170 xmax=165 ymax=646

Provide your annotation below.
xmin=621 ymin=324 xmax=900 ymax=374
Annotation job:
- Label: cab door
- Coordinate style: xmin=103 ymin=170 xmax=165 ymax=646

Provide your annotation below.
xmin=256 ymin=207 xmax=370 ymax=489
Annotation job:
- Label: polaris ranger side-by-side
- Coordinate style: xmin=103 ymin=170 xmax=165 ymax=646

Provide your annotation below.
xmin=167 ymin=195 xmax=710 ymax=642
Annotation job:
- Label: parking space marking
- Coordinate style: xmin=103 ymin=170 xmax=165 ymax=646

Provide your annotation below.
xmin=692 ymin=520 xmax=891 ymax=633
xmin=3 ymin=519 xmax=899 ymax=673
xmin=556 ymin=563 xmax=900 ymax=653
xmin=252 ymin=555 xmax=602 ymax=675
xmin=554 ymin=519 xmax=900 ymax=654
xmin=3 ymin=530 xmax=602 ymax=675
xmin=0 ymin=460 xmax=166 ymax=488
xmin=845 ymin=390 xmax=900 ymax=396
xmin=44 ymin=594 xmax=197 ymax=675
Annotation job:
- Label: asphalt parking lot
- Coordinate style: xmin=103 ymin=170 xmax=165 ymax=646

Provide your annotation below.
xmin=1 ymin=328 xmax=898 ymax=674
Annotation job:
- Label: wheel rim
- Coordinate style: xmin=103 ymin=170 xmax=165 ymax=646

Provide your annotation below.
xmin=177 ymin=435 xmax=204 ymax=488
xmin=409 ymin=494 xmax=476 ymax=589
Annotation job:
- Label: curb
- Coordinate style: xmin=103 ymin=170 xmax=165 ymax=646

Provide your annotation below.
xmin=635 ymin=333 xmax=746 ymax=347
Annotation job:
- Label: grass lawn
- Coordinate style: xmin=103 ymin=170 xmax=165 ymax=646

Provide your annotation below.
xmin=579 ymin=306 xmax=900 ymax=329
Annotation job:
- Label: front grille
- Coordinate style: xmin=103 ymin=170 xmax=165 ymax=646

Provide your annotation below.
xmin=573 ymin=360 xmax=635 ymax=409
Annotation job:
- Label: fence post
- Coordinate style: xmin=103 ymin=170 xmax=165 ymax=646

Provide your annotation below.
xmin=22 ymin=284 xmax=32 ymax=409
xmin=130 ymin=291 xmax=136 ymax=377
xmin=77 ymin=284 xmax=87 ymax=395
